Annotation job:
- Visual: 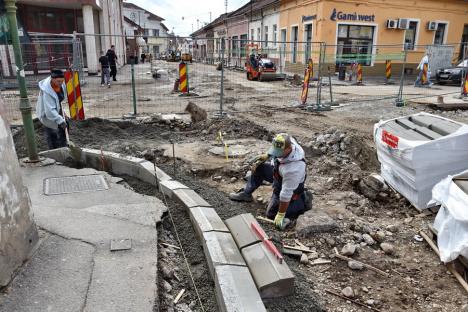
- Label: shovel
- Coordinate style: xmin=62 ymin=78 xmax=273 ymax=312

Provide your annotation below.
xmin=60 ymin=103 xmax=82 ymax=163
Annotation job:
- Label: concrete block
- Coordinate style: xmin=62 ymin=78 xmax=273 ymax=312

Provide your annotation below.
xmin=173 ymin=189 xmax=210 ymax=209
xmin=202 ymin=232 xmax=246 ymax=279
xmin=225 ymin=213 xmax=265 ymax=250
xmin=159 ymin=180 xmax=189 ymax=198
xmin=39 ymin=147 xmax=72 ymax=163
xmin=296 ymin=210 xmax=338 ymax=237
xmin=139 ymin=161 xmax=172 ymax=185
xmin=215 ymin=265 xmax=266 ymax=312
xmin=241 ymin=242 xmax=295 ymax=298
xmin=189 ymin=207 xmax=229 ymax=240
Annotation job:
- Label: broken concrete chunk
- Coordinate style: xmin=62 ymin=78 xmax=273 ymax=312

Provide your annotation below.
xmin=348 ymin=260 xmax=364 ymax=270
xmin=341 ymin=243 xmax=356 ymax=256
xmin=296 ymin=210 xmax=338 ymax=237
xmin=362 ymin=234 xmax=376 ymax=246
xmin=380 ymin=242 xmax=395 ymax=255
xmin=342 ymin=286 xmax=355 ymax=298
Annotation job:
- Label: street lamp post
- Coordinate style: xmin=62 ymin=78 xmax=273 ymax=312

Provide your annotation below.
xmin=5 ymin=0 xmax=38 ymax=161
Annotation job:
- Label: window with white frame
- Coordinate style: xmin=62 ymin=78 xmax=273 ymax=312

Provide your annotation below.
xmin=404 ymin=21 xmax=418 ymax=50
xmin=291 ymin=26 xmax=298 ymax=63
xmin=434 ymin=23 xmax=447 ymax=45
xmin=273 ymin=24 xmax=277 ymax=45
xmin=257 ymin=27 xmax=261 ymax=42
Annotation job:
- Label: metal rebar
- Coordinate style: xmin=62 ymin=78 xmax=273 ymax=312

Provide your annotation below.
xmin=131 ymin=59 xmax=137 ymax=115
xmin=396 ymin=46 xmax=407 ymax=107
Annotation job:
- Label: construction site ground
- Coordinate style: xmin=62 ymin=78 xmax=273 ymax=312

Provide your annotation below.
xmin=10 ymin=60 xmax=468 ymax=312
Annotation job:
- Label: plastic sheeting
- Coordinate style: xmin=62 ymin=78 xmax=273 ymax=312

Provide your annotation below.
xmin=432 ymin=170 xmax=468 ymax=263
xmin=374 ymin=112 xmax=468 ymax=209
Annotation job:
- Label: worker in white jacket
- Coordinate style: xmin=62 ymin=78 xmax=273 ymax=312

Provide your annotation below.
xmin=230 ymin=133 xmax=312 ymax=229
xmin=36 ymin=69 xmax=68 ymax=149
xmin=415 ymin=53 xmax=432 ymax=87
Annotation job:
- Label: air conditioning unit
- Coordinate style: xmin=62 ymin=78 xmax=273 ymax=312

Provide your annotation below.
xmin=427 ymin=21 xmax=438 ymax=31
xmin=386 ymin=19 xmax=398 ymax=29
xmin=398 ymin=18 xmax=410 ymax=30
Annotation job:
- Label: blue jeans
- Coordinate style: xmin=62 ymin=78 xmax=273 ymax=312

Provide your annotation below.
xmin=244 ymin=162 xmax=306 ymax=219
xmin=44 ymin=126 xmax=66 ymax=150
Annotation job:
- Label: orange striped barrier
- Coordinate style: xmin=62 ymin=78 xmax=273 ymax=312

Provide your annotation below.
xmin=64 ymin=70 xmax=85 ymax=120
xmin=421 ymin=63 xmax=428 ymax=85
xmin=300 ymin=59 xmax=313 ymax=105
xmin=356 ymin=63 xmax=363 ymax=84
xmin=179 ymin=61 xmax=189 ymax=93
xmin=385 ymin=60 xmax=391 ymax=82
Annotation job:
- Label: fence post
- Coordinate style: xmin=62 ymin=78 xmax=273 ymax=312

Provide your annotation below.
xmin=131 ymin=59 xmax=137 ymax=115
xmin=460 ymin=45 xmax=467 ymax=97
xmin=5 ymin=0 xmax=38 ymax=161
xmin=219 ymin=38 xmax=225 ymax=117
xmin=396 ymin=46 xmax=407 ymax=107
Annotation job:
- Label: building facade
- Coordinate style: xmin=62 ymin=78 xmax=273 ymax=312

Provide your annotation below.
xmin=0 ymin=0 xmax=125 ymax=76
xmin=280 ymin=0 xmax=468 ymax=72
xmin=122 ymin=2 xmax=169 ymax=58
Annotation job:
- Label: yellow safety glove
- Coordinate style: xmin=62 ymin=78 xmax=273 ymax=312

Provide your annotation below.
xmin=274 ymin=212 xmax=286 ymax=229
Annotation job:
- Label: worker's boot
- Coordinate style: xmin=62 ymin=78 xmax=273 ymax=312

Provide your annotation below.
xmin=304 ymin=189 xmax=314 ymax=211
xmin=229 ymin=189 xmax=253 ymax=202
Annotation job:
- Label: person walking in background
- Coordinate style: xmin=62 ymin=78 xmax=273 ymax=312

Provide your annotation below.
xmin=141 ymin=52 xmax=146 ymax=64
xmin=36 ymin=69 xmax=68 ymax=149
xmin=99 ymin=51 xmax=111 ymax=87
xmin=415 ymin=53 xmax=433 ymax=87
xmin=106 ymin=45 xmax=118 ymax=82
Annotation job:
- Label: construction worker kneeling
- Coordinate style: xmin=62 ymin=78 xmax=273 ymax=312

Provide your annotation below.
xmin=229 ymin=133 xmax=313 ymax=230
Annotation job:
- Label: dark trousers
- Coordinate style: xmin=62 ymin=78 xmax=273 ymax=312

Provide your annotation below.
xmin=110 ymin=64 xmax=117 ymax=81
xmin=244 ymin=162 xmax=306 ymax=219
xmin=44 ymin=126 xmax=67 ymax=150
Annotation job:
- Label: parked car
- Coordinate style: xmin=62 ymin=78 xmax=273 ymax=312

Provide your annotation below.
xmin=436 ymin=60 xmax=468 ymax=85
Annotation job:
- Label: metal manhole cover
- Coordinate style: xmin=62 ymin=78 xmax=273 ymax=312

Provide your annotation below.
xmin=43 ymin=174 xmax=109 ymax=195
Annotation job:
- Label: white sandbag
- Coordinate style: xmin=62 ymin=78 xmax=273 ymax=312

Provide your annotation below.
xmin=432 ymin=169 xmax=468 ymax=263
xmin=374 ymin=113 xmax=468 ymax=210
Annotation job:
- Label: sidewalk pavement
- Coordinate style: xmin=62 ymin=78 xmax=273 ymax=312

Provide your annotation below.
xmin=0 ymin=163 xmax=167 ymax=312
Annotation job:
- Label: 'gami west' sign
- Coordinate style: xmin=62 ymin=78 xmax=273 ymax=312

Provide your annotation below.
xmin=330 ymin=8 xmax=375 ymax=22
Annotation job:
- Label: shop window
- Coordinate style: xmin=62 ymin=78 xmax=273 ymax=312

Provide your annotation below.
xmin=434 ymin=23 xmax=446 ymax=45
xmin=404 ymin=21 xmax=418 ymax=50
xmin=291 ymin=26 xmax=298 ymax=63
xmin=336 ymin=24 xmax=375 ymax=66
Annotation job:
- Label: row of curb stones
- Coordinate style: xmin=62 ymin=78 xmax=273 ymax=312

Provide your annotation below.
xmin=39 ymin=147 xmax=268 ymax=312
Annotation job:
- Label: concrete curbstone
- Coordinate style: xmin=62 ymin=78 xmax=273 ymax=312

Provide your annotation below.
xmin=202 ymin=232 xmax=246 ymax=279
xmin=189 ymin=207 xmax=229 ymax=240
xmin=139 ymin=161 xmax=172 ymax=186
xmin=159 ymin=180 xmax=189 ymax=198
xmin=215 ymin=265 xmax=267 ymax=312
xmin=225 ymin=213 xmax=265 ymax=250
xmin=241 ymin=242 xmax=295 ymax=298
xmin=173 ymin=188 xmax=211 ymax=209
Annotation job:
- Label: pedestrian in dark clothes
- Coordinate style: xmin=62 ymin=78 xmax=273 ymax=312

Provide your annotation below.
xmin=106 ymin=45 xmax=118 ymax=81
xmin=99 ymin=51 xmax=111 ymax=87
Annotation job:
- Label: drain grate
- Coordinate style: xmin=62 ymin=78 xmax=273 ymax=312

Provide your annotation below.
xmin=43 ymin=174 xmax=109 ymax=195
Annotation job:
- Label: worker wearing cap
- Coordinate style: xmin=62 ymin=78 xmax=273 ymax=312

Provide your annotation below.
xmin=36 ymin=69 xmax=68 ymax=149
xmin=229 ymin=133 xmax=312 ymax=229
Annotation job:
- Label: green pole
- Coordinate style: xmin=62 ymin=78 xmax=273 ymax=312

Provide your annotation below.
xmin=131 ymin=59 xmax=137 ymax=115
xmin=5 ymin=0 xmax=38 ymax=161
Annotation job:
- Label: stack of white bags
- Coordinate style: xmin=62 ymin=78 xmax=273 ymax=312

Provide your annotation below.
xmin=374 ymin=112 xmax=468 ymax=210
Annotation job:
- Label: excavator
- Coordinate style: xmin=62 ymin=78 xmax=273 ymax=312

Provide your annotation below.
xmin=245 ymin=43 xmax=284 ymax=81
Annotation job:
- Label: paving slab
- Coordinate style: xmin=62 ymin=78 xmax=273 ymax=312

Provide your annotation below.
xmin=225 ymin=213 xmax=266 ymax=250
xmin=189 ymin=207 xmax=229 ymax=240
xmin=296 ymin=210 xmax=338 ymax=237
xmin=173 ymin=188 xmax=211 ymax=209
xmin=202 ymin=232 xmax=246 ymax=279
xmin=214 ymin=265 xmax=266 ymax=312
xmin=241 ymin=242 xmax=295 ymax=298
xmin=0 ymin=235 xmax=94 ymax=312
xmin=10 ymin=164 xmax=165 ymax=312
xmin=159 ymin=179 xmax=189 ymax=198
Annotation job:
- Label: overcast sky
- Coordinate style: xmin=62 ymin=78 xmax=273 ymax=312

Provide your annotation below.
xmin=125 ymin=0 xmax=250 ymax=36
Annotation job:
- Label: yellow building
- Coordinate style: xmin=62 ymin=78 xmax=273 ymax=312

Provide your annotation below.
xmin=279 ymin=0 xmax=468 ymax=74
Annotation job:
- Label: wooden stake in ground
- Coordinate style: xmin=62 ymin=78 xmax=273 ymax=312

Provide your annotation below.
xmin=419 ymin=230 xmax=468 ymax=294
xmin=333 ymin=247 xmax=390 ymax=278
xmin=325 ymin=289 xmax=382 ymax=312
